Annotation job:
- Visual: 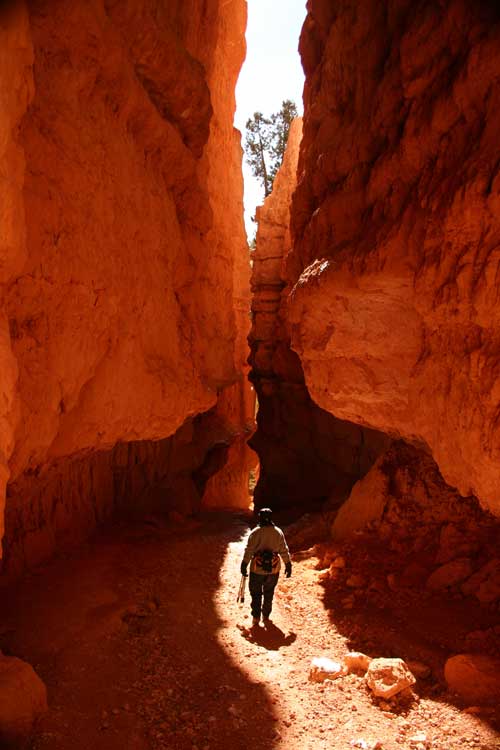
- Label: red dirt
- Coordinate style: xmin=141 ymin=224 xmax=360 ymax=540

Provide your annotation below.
xmin=0 ymin=510 xmax=498 ymax=750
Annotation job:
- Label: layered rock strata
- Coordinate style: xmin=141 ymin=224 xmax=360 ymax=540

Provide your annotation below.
xmin=0 ymin=0 xmax=253 ymax=570
xmin=249 ymin=119 xmax=388 ymax=510
xmin=289 ymin=0 xmax=500 ymax=514
xmin=3 ymin=407 xmax=240 ymax=579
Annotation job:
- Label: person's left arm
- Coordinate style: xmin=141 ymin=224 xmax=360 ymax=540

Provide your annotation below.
xmin=276 ymin=529 xmax=291 ymax=565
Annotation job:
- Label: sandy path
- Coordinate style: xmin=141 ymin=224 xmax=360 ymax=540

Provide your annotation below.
xmin=0 ymin=510 xmax=498 ymax=750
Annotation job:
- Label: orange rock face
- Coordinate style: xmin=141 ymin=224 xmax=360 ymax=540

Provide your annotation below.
xmin=0 ymin=0 xmax=252 ymax=569
xmin=249 ymin=119 xmax=388 ymax=510
xmin=289 ymin=0 xmax=500 ymax=514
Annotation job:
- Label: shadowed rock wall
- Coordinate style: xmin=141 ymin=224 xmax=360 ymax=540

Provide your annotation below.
xmin=249 ymin=119 xmax=389 ymax=511
xmin=0 ymin=0 xmax=253 ymax=569
xmin=2 ymin=407 xmax=238 ymax=579
xmin=289 ymin=0 xmax=500 ymax=515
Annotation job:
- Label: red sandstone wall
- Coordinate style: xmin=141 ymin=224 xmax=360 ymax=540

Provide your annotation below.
xmin=249 ymin=119 xmax=389 ymax=510
xmin=0 ymin=0 xmax=252 ymax=563
xmin=0 ymin=4 xmax=33 ymax=548
xmin=289 ymin=0 xmax=500 ymax=515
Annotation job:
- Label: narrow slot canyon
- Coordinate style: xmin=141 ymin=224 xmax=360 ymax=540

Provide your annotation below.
xmin=0 ymin=2 xmax=500 ymax=749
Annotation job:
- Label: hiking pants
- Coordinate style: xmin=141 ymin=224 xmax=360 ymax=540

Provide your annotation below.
xmin=249 ymin=572 xmax=279 ymax=619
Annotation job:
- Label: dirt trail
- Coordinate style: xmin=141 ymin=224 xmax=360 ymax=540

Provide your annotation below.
xmin=0 ymin=510 xmax=498 ymax=750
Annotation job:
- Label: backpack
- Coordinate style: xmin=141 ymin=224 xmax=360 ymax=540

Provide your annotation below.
xmin=252 ymin=549 xmax=279 ymax=574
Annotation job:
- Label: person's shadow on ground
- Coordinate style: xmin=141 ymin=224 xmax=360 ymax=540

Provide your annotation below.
xmin=238 ymin=621 xmax=297 ymax=651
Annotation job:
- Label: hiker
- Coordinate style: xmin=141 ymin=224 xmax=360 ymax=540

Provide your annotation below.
xmin=240 ymin=507 xmax=292 ymax=626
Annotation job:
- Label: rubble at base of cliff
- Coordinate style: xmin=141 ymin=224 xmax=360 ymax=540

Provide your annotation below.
xmin=284 ymin=440 xmax=500 ymax=719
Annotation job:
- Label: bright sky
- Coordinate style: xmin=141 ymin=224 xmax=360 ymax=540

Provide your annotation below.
xmin=234 ymin=0 xmax=306 ymax=239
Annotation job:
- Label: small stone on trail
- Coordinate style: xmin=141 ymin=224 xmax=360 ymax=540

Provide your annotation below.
xmin=365 ymin=658 xmax=416 ymax=699
xmin=342 ymin=595 xmax=356 ymax=609
xmin=387 ymin=573 xmax=398 ymax=591
xmin=309 ymin=657 xmax=345 ymax=682
xmin=347 ymin=574 xmax=366 ymax=588
xmin=407 ymin=660 xmax=431 ymax=679
xmin=409 ymin=732 xmax=430 ymax=749
xmin=344 ymin=651 xmax=372 ymax=675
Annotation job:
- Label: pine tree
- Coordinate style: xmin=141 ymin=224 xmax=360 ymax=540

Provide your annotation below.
xmin=269 ymin=99 xmax=298 ymax=184
xmin=244 ymin=99 xmax=298 ymax=198
xmin=244 ymin=111 xmax=273 ymax=197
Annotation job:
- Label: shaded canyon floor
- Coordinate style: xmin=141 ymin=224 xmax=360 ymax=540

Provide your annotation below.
xmin=0 ymin=510 xmax=499 ymax=749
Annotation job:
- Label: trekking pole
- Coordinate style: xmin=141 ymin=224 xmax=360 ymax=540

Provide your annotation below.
xmin=236 ymin=575 xmax=246 ymax=604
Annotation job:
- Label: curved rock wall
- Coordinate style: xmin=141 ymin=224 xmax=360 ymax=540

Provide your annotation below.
xmin=0 ymin=0 xmax=252 ymax=568
xmin=249 ymin=119 xmax=389 ymax=511
xmin=289 ymin=0 xmax=500 ymax=514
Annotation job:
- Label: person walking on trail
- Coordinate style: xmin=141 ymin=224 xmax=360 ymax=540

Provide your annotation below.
xmin=240 ymin=507 xmax=292 ymax=626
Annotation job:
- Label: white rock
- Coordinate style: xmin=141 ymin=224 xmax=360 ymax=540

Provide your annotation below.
xmin=309 ymin=657 xmax=345 ymax=683
xmin=408 ymin=732 xmax=427 ymax=742
xmin=0 ymin=655 xmax=48 ymax=746
xmin=365 ymin=658 xmax=416 ymax=699
xmin=444 ymin=653 xmax=500 ymax=705
xmin=344 ymin=652 xmax=372 ymax=675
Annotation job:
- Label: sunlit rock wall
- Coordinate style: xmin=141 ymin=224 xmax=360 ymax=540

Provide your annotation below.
xmin=289 ymin=0 xmax=500 ymax=514
xmin=249 ymin=119 xmax=388 ymax=511
xmin=0 ymin=0 xmax=252 ymax=568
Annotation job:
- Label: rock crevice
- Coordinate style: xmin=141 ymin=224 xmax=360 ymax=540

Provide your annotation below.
xmin=249 ymin=118 xmax=389 ymax=510
xmin=288 ymin=0 xmax=500 ymax=514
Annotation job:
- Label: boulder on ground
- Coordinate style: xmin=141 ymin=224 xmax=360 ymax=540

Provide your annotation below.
xmin=365 ymin=658 xmax=416 ymax=699
xmin=436 ymin=524 xmax=477 ymax=564
xmin=308 ymin=657 xmax=344 ymax=682
xmin=444 ymin=653 xmax=500 ymax=705
xmin=343 ymin=651 xmax=372 ymax=675
xmin=0 ymin=654 xmax=48 ymax=746
xmin=331 ymin=458 xmax=389 ymax=541
xmin=426 ymin=558 xmax=473 ymax=591
xmin=461 ymin=559 xmax=500 ymax=603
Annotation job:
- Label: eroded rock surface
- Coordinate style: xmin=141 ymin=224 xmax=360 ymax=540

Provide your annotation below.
xmin=328 ymin=441 xmax=500 ymax=610
xmin=249 ymin=119 xmax=388 ymax=510
xmin=289 ymin=0 xmax=500 ymax=514
xmin=0 ymin=0 xmax=253 ymax=568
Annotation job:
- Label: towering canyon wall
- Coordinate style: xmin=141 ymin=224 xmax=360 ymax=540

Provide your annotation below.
xmin=288 ymin=0 xmax=500 ymax=515
xmin=0 ymin=0 xmax=253 ymax=573
xmin=249 ymin=119 xmax=389 ymax=511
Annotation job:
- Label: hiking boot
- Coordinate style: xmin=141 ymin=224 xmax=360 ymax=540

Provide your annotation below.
xmin=263 ymin=616 xmax=272 ymax=625
xmin=252 ymin=617 xmax=259 ymax=626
